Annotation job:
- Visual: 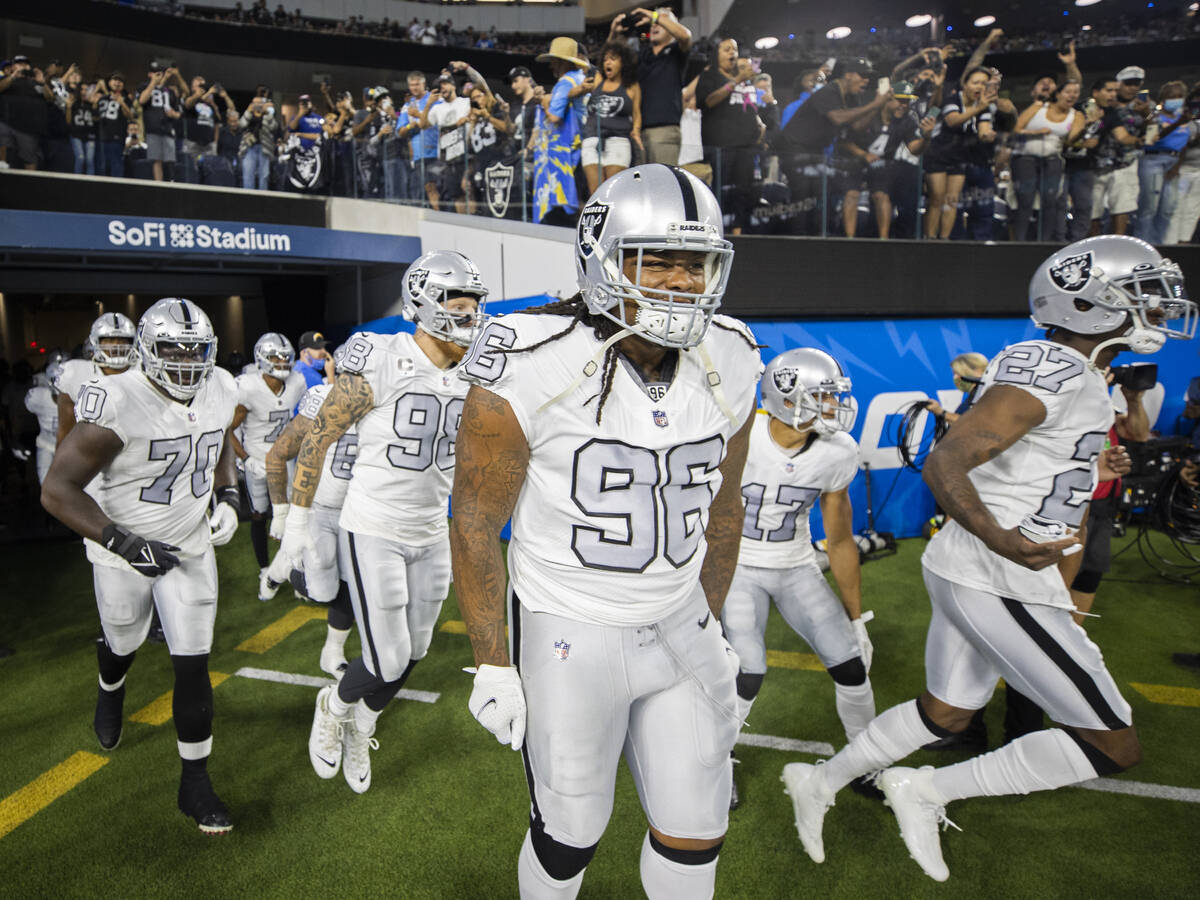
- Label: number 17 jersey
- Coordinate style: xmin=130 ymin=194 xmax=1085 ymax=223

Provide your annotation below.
xmin=922 ymin=340 xmax=1112 ymax=609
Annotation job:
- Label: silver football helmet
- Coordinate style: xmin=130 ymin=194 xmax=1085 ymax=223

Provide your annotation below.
xmin=88 ymin=312 xmax=137 ymax=370
xmin=761 ymin=348 xmax=856 ymax=436
xmin=575 ymin=164 xmax=734 ymax=349
xmin=1029 ymin=235 xmax=1195 ymax=358
xmin=253 ymin=332 xmax=295 ymax=379
xmin=401 ymin=249 xmax=489 ymax=347
xmin=137 ymin=298 xmax=218 ymax=401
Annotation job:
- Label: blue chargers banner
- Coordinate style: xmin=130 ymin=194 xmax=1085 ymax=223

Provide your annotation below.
xmin=0 ymin=208 xmax=421 ymax=263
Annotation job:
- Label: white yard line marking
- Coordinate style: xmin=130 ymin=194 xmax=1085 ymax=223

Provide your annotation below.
xmin=234 ymin=666 xmax=440 ymax=704
xmin=737 ymin=732 xmax=835 ymax=756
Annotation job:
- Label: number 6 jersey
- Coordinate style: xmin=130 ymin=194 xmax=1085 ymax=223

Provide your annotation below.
xmin=76 ymin=367 xmax=238 ymax=569
xmin=922 ymin=339 xmax=1112 ymax=609
xmin=461 ymin=313 xmax=763 ymax=627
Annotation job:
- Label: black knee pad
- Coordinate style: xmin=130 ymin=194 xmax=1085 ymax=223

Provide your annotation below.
xmin=735 ymin=671 xmax=764 ymax=702
xmin=1070 ymin=569 xmax=1104 ymax=594
xmin=363 ymin=658 xmax=419 ymax=712
xmin=289 ymin=568 xmax=309 ymax=598
xmin=1064 ymin=728 xmax=1128 ymax=776
xmin=170 ymin=653 xmax=213 ymax=743
xmin=827 ymin=657 xmax=867 ymax=686
xmin=328 ymin=582 xmax=354 ymax=631
xmin=648 ymin=831 xmax=722 ymax=865
xmin=530 ymin=817 xmax=599 ymax=881
xmin=338 ymin=656 xmax=385 ymax=703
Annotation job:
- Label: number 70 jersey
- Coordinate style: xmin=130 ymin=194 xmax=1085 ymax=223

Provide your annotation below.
xmin=922 ymin=339 xmax=1113 ymax=609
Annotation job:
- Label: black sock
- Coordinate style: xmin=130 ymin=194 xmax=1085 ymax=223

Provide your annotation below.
xmin=181 ymin=756 xmax=208 ymax=780
xmin=97 ymin=639 xmax=135 ymax=688
xmin=250 ymin=518 xmax=269 ymax=568
xmin=328 ymin=582 xmax=354 ymax=631
xmin=337 ymin=656 xmax=385 ymax=705
xmin=363 ymin=658 xmax=419 ymax=711
xmin=171 ymin=654 xmax=213 ymax=745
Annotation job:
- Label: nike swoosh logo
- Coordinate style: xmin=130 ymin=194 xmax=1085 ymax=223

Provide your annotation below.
xmin=358 ymin=774 xmax=367 ymax=783
xmin=698 ymin=612 xmax=711 ymax=629
xmin=316 ymin=755 xmax=335 ymax=767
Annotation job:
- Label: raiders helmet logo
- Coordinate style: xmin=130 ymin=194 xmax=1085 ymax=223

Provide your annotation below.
xmin=1048 ymin=252 xmax=1093 ymax=293
xmin=577 ymin=202 xmax=611 ymax=260
xmin=406 ymin=267 xmax=430 ymax=300
xmin=772 ymin=368 xmax=799 ymax=394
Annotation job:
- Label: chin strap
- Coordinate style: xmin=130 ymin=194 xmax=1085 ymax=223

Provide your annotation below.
xmin=693 ymin=340 xmax=738 ymax=427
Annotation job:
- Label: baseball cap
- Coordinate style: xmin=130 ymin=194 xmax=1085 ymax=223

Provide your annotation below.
xmin=833 ymin=57 xmax=874 ymax=80
xmin=13 ymin=55 xmax=30 ymax=65
xmin=508 ymin=66 xmax=532 ymax=81
xmin=298 ymin=330 xmax=329 ymax=350
xmin=149 ymin=60 xmax=163 ymax=72
xmin=1115 ymin=66 xmax=1145 ymax=83
xmin=435 ymin=74 xmax=455 ymax=87
xmin=892 ymin=80 xmax=918 ymax=101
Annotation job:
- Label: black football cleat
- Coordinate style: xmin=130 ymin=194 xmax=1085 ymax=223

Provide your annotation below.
xmin=178 ymin=773 xmax=233 ymax=835
xmin=848 ymin=773 xmax=885 ymax=801
xmin=93 ymin=684 xmax=125 ymax=750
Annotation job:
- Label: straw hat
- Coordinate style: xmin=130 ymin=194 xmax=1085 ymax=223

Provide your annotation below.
xmin=536 ymin=37 xmax=588 ymax=68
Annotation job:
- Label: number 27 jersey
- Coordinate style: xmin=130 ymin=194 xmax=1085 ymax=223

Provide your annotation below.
xmin=922 ymin=340 xmax=1112 ymax=609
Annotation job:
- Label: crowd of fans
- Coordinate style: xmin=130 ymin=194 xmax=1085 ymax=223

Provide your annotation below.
xmin=4 ymin=7 xmax=1200 ymax=241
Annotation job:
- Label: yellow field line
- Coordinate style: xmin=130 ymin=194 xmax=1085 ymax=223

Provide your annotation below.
xmin=128 ymin=672 xmax=232 ymax=726
xmin=1130 ymin=682 xmax=1200 ymax=708
xmin=439 ymin=620 xmax=467 ymax=635
xmin=235 ymin=606 xmax=327 ymax=654
xmin=0 ymin=752 xmax=109 ymax=840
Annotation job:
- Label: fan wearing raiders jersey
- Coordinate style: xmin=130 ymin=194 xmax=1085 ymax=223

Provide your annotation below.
xmin=260 ymin=381 xmax=358 ymax=679
xmin=41 ymin=298 xmax=241 ymax=834
xmin=783 ymin=235 xmax=1196 ymax=883
xmin=55 ymin=312 xmax=138 ymax=445
xmin=230 ymin=333 xmax=306 ymax=572
xmin=723 ymin=348 xmax=875 ymax=810
xmin=281 ymin=249 xmax=488 ymax=795
xmin=452 ymin=165 xmax=762 ymax=900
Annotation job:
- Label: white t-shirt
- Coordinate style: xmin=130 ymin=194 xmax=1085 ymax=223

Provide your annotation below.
xmin=738 ymin=413 xmax=859 ymax=569
xmin=296 ymin=383 xmax=357 ymax=510
xmin=922 ymin=340 xmax=1113 ymax=609
xmin=460 ymin=313 xmax=764 ymax=627
xmin=235 ymin=371 xmax=307 ymax=463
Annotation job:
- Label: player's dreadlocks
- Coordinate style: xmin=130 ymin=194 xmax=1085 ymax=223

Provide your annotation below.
xmin=498 ymin=294 xmax=760 ymax=425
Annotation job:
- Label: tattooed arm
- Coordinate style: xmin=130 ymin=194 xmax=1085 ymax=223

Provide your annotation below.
xmin=449 ymin=385 xmax=529 ymax=668
xmin=923 ymin=384 xmax=1079 ymax=570
xmin=289 ymin=373 xmax=374 ymax=509
xmin=265 ymin=414 xmax=313 ymax=505
xmin=700 ymin=409 xmax=754 ymax=618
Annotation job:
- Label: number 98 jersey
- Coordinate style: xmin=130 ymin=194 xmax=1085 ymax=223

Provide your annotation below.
xmin=77 ymin=367 xmax=238 ymax=569
xmin=922 ymin=339 xmax=1112 ymax=609
xmin=335 ymin=331 xmax=467 ymax=545
xmin=461 ymin=313 xmax=763 ymax=627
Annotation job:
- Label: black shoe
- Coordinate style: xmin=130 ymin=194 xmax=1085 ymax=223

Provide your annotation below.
xmin=93 ymin=684 xmax=125 ymax=750
xmin=922 ymin=728 xmax=988 ymax=752
xmin=729 ymin=752 xmax=740 ymax=811
xmin=178 ymin=773 xmax=233 ymax=834
xmin=848 ymin=773 xmax=885 ymax=801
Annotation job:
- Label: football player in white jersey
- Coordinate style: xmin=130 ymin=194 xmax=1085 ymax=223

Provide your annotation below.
xmin=24 ymin=355 xmax=66 ymax=484
xmin=55 ymin=312 xmax=137 ymax=444
xmin=260 ymin=379 xmax=358 ymax=677
xmin=41 ymin=298 xmax=242 ymax=833
xmin=783 ymin=235 xmax=1195 ymax=882
xmin=451 ymin=165 xmax=762 ymax=900
xmin=723 ymin=348 xmax=874 ymax=808
xmin=281 ymin=249 xmax=488 ymax=794
xmin=230 ymin=333 xmax=307 ymax=572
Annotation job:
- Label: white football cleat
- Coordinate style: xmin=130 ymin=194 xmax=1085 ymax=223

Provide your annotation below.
xmin=308 ymin=686 xmax=349 ymax=780
xmin=781 ymin=762 xmax=835 ymax=864
xmin=319 ymin=644 xmax=349 ymax=681
xmin=342 ymin=718 xmax=379 ymax=794
xmin=258 ymin=567 xmax=282 ymax=603
xmin=880 ymin=766 xmax=959 ymax=882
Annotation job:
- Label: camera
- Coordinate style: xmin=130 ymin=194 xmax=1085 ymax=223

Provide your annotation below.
xmin=1110 ymin=363 xmax=1157 ymax=392
xmin=1059 ymin=35 xmax=1074 ymax=54
xmin=211 ymin=82 xmax=222 ymax=94
xmin=632 ymin=13 xmax=653 ymax=36
xmin=924 ymin=50 xmax=944 ymax=73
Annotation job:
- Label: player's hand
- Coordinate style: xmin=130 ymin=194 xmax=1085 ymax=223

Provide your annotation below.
xmin=851 ymin=611 xmax=874 ymax=672
xmin=1098 ymin=446 xmax=1132 ymax=481
xmin=269 ymin=502 xmax=290 ymax=540
xmin=990 ymin=527 xmax=1080 ymax=571
xmin=101 ymin=524 xmax=180 ymax=578
xmin=468 ymin=664 xmax=526 ymax=750
xmin=208 ymin=502 xmax=239 ymax=546
xmin=244 ymin=456 xmax=267 ymax=480
xmin=279 ymin=505 xmax=314 ymax=562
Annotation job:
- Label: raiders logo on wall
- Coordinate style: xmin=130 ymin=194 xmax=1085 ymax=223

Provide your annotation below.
xmin=287 ymin=143 xmax=325 ymax=193
xmin=485 ymin=161 xmax=514 ymax=218
xmin=1048 ymin=252 xmax=1093 ymax=293
xmin=772 ymin=368 xmax=798 ymax=394
xmin=577 ymin=202 xmax=610 ymax=259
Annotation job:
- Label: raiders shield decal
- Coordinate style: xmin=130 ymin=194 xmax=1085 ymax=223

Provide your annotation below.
xmin=406 ymin=267 xmax=429 ymax=300
xmin=772 ymin=367 xmax=799 ymax=394
xmin=1048 ymin=252 xmax=1093 ymax=293
xmin=485 ymin=161 xmax=514 ymax=218
xmin=577 ymin=202 xmax=611 ymax=260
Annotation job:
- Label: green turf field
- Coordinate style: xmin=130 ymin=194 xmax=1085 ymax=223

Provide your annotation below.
xmin=1 ymin=529 xmax=1197 ymax=898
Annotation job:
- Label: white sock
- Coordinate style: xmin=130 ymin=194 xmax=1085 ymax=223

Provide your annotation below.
xmin=327 ymin=688 xmax=352 ymax=718
xmin=177 ymin=736 xmax=212 ymax=760
xmin=639 ymin=832 xmax=718 ymax=900
xmin=98 ymin=673 xmax=126 ymax=692
xmin=354 ymin=700 xmax=381 ymax=735
xmin=834 ymin=679 xmax=876 ymax=741
xmin=326 ymin=625 xmax=350 ymax=651
xmin=518 ymin=830 xmax=584 ymax=900
xmin=930 ymin=729 xmax=1100 ymax=804
xmin=822 ymin=700 xmax=939 ymax=792
xmin=735 ymin=692 xmax=755 ymax=727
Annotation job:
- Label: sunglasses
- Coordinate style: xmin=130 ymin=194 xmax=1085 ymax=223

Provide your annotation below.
xmin=1121 ymin=79 xmax=1143 ymax=86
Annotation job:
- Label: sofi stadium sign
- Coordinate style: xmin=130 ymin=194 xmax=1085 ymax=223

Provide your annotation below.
xmin=107 ymin=219 xmax=292 ymax=252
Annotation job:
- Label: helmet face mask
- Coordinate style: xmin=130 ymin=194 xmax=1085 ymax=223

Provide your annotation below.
xmin=402 ymin=250 xmax=489 ymax=347
xmin=762 ymin=349 xmax=856 ymax=437
xmin=253 ymin=332 xmax=296 ymax=379
xmin=137 ymin=298 xmax=217 ymax=401
xmin=89 ymin=312 xmax=137 ymax=370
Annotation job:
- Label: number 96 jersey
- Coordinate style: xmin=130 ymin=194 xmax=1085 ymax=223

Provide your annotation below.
xmin=461 ymin=313 xmax=763 ymax=627
xmin=922 ymin=339 xmax=1112 ymax=609
xmin=77 ymin=367 xmax=238 ymax=569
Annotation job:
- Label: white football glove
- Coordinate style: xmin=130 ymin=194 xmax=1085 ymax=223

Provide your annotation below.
xmin=852 ymin=611 xmax=874 ymax=673
xmin=243 ymin=456 xmax=267 ymax=480
xmin=279 ymin=505 xmax=314 ymax=562
xmin=468 ymin=664 xmax=526 ymax=750
xmin=208 ymin=501 xmax=239 ymax=546
xmin=269 ymin=502 xmax=290 ymax=541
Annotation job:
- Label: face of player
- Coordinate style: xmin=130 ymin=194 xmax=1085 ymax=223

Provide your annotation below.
xmin=440 ymin=293 xmax=482 ymax=359
xmin=98 ymin=336 xmax=134 ymax=367
xmin=155 ymin=341 xmax=210 ymax=395
xmin=622 ymin=250 xmax=706 ymax=300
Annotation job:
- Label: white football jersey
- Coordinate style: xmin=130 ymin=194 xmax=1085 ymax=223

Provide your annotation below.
xmin=922 ymin=339 xmax=1112 ymax=609
xmin=25 ymin=385 xmax=59 ymax=455
xmin=335 ymin=331 xmax=467 ymax=545
xmin=55 ymin=358 xmax=104 ymax=404
xmin=235 ymin=371 xmax=307 ymax=463
xmin=738 ymin=413 xmax=859 ymax=569
xmin=461 ymin=313 xmax=763 ymax=627
xmin=77 ymin=367 xmax=238 ymax=569
xmin=296 ymin=383 xmax=357 ymax=509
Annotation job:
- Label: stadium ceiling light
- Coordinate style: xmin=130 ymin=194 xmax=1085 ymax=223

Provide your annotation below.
xmin=905 ymin=14 xmax=933 ymax=27
xmin=754 ymin=36 xmax=780 ymax=49
xmin=974 ymin=15 xmax=996 ymax=26
xmin=1081 ymin=23 xmax=1093 ymax=29
xmin=1074 ymin=0 xmax=1102 ymax=6
xmin=825 ymin=26 xmax=852 ymax=40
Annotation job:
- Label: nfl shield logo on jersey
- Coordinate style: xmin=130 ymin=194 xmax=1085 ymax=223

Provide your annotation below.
xmin=553 ymin=639 xmax=570 ymax=661
xmin=1048 ymin=252 xmax=1093 ymax=293
xmin=652 ymin=409 xmax=669 ymax=428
